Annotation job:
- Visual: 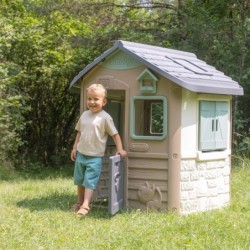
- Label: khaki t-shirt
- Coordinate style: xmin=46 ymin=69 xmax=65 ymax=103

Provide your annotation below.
xmin=75 ymin=110 xmax=118 ymax=157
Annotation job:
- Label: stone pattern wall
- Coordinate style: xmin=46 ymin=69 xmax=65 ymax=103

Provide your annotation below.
xmin=180 ymin=157 xmax=230 ymax=214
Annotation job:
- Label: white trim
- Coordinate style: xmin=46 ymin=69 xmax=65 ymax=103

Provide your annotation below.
xmin=197 ymin=94 xmax=232 ymax=101
xmin=196 ymin=149 xmax=231 ymax=161
xmin=181 ymin=153 xmax=197 ymax=159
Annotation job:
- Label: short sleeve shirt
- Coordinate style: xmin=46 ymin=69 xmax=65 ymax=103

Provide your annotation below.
xmin=75 ymin=110 xmax=118 ymax=157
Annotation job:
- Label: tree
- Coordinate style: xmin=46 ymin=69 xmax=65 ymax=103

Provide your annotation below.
xmin=0 ymin=1 xmax=82 ymax=166
xmin=0 ymin=1 xmax=29 ymax=162
xmin=1 ymin=0 xmax=249 ymax=169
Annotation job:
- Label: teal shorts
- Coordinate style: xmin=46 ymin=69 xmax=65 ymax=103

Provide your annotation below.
xmin=74 ymin=152 xmax=102 ymax=190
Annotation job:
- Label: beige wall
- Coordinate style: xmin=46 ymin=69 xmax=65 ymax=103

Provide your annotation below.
xmin=80 ymin=65 xmax=183 ymax=211
xmin=79 ymin=64 xmax=233 ymax=213
xmin=181 ymin=90 xmax=232 ymax=161
xmin=181 ymin=89 xmax=198 ymax=159
xmin=180 ymin=90 xmax=232 ymax=214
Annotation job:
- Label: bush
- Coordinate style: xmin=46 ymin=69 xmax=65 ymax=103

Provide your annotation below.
xmin=0 ymin=66 xmax=29 ymax=163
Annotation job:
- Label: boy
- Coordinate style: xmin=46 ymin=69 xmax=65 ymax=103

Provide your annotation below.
xmin=70 ymin=83 xmax=126 ymax=217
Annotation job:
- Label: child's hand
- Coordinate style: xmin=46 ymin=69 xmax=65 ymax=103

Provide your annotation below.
xmin=116 ymin=149 xmax=127 ymax=158
xmin=71 ymin=148 xmax=77 ymax=161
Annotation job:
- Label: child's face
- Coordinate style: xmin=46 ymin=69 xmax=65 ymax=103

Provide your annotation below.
xmin=86 ymin=89 xmax=107 ymax=113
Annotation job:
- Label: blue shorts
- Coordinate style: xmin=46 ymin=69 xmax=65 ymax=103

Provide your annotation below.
xmin=74 ymin=152 xmax=102 ymax=190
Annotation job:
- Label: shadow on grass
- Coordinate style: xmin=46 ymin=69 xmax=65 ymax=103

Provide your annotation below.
xmin=16 ymin=193 xmax=76 ymax=211
xmin=0 ymin=166 xmax=74 ymax=182
xmin=16 ymin=192 xmax=113 ymax=218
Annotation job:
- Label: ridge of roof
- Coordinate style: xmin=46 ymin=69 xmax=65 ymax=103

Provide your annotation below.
xmin=116 ymin=40 xmax=196 ymax=58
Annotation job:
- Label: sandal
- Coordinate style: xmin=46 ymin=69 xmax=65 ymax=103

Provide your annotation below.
xmin=70 ymin=202 xmax=82 ymax=212
xmin=77 ymin=206 xmax=90 ymax=217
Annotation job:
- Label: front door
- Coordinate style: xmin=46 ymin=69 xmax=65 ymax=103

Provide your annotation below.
xmin=93 ymin=90 xmax=125 ymax=214
xmin=109 ymin=155 xmax=124 ymax=215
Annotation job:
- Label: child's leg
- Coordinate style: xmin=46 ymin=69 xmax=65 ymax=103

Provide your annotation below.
xmin=77 ymin=188 xmax=94 ymax=217
xmin=82 ymin=188 xmax=94 ymax=208
xmin=77 ymin=156 xmax=101 ymax=216
xmin=77 ymin=185 xmax=85 ymax=204
xmin=70 ymin=185 xmax=85 ymax=211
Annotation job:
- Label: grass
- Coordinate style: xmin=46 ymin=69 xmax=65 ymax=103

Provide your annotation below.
xmin=0 ymin=162 xmax=250 ymax=250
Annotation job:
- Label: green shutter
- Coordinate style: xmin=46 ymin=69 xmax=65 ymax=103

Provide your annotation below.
xmin=199 ymin=101 xmax=216 ymax=151
xmin=215 ymin=101 xmax=228 ymax=150
xmin=199 ymin=101 xmax=228 ymax=151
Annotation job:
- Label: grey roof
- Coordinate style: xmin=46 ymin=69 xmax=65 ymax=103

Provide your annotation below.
xmin=69 ymin=40 xmax=243 ymax=95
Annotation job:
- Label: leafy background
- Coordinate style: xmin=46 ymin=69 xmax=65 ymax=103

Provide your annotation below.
xmin=0 ymin=0 xmax=249 ymax=169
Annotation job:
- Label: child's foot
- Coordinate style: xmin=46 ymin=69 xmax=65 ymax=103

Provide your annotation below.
xmin=70 ymin=202 xmax=82 ymax=212
xmin=77 ymin=206 xmax=90 ymax=217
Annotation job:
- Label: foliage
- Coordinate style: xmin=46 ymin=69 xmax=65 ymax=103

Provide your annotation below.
xmin=173 ymin=0 xmax=250 ymax=156
xmin=0 ymin=0 xmax=249 ymax=168
xmin=0 ymin=0 xmax=83 ymax=166
xmin=0 ymin=17 xmax=30 ymax=162
xmin=0 ymin=160 xmax=249 ymax=249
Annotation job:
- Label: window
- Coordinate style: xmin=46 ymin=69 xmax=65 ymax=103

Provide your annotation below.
xmin=199 ymin=101 xmax=228 ymax=151
xmin=130 ymin=96 xmax=167 ymax=140
xmin=150 ymin=102 xmax=164 ymax=134
xmin=166 ymin=56 xmax=212 ymax=76
xmin=136 ymin=69 xmax=158 ymax=94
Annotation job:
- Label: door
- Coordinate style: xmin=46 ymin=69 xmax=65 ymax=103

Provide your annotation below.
xmin=109 ymin=155 xmax=124 ymax=215
xmin=105 ymin=101 xmax=121 ymax=146
xmin=94 ymin=99 xmax=123 ymax=200
xmin=93 ymin=90 xmax=125 ymax=213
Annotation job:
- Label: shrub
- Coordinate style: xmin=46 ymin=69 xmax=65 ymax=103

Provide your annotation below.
xmin=0 ymin=64 xmax=29 ymax=163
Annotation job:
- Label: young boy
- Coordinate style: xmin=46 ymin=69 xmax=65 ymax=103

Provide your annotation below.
xmin=70 ymin=83 xmax=126 ymax=217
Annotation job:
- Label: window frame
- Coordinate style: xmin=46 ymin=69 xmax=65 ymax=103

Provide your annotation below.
xmin=130 ymin=96 xmax=167 ymax=140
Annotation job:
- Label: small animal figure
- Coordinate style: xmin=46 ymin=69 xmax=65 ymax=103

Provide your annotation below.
xmin=137 ymin=181 xmax=162 ymax=211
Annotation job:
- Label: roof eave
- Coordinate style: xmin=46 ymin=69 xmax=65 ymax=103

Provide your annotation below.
xmin=178 ymin=81 xmax=244 ymax=95
xmin=69 ymin=42 xmax=121 ymax=89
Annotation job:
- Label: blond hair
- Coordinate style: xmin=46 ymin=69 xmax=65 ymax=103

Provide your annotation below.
xmin=87 ymin=83 xmax=107 ymax=97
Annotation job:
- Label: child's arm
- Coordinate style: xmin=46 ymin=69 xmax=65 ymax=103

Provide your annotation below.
xmin=112 ymin=133 xmax=127 ymax=158
xmin=71 ymin=131 xmax=81 ymax=161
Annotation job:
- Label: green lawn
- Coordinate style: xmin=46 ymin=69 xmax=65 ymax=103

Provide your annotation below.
xmin=0 ymin=163 xmax=249 ymax=250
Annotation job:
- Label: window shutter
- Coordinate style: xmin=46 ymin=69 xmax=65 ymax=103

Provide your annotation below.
xmin=199 ymin=101 xmax=228 ymax=151
xmin=215 ymin=102 xmax=228 ymax=150
xmin=199 ymin=101 xmax=216 ymax=151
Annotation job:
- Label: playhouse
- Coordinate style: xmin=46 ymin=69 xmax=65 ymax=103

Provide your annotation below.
xmin=69 ymin=40 xmax=244 ymax=214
